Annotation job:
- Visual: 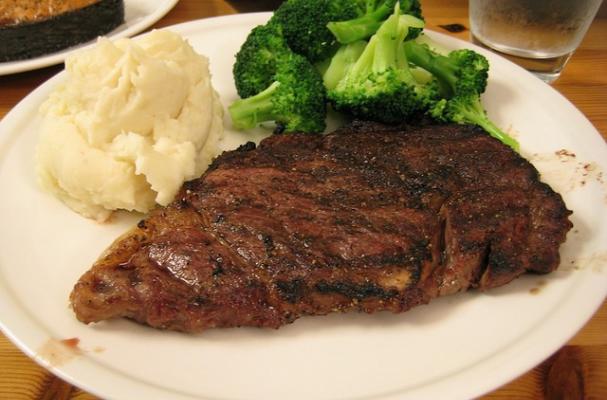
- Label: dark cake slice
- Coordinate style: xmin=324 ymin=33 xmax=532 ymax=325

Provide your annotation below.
xmin=0 ymin=0 xmax=124 ymax=62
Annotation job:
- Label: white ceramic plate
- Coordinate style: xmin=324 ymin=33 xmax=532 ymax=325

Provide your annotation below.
xmin=0 ymin=0 xmax=179 ymax=76
xmin=1 ymin=13 xmax=606 ymax=400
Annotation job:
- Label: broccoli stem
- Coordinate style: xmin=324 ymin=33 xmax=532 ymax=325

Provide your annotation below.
xmin=372 ymin=9 xmax=400 ymax=71
xmin=347 ymin=36 xmax=376 ymax=78
xmin=452 ymin=97 xmax=520 ymax=151
xmin=328 ymin=1 xmax=424 ymax=44
xmin=327 ymin=2 xmax=393 ymax=44
xmin=228 ymin=82 xmax=281 ymax=130
xmin=347 ymin=6 xmax=408 ymax=78
xmin=403 ymin=40 xmax=457 ymax=96
xmin=363 ymin=0 xmax=379 ymax=14
xmin=322 ymin=41 xmax=367 ymax=90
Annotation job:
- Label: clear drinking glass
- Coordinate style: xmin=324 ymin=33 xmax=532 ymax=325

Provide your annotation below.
xmin=469 ymin=0 xmax=603 ymax=83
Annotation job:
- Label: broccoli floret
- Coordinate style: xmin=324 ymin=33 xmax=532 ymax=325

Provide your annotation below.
xmin=229 ymin=52 xmax=327 ymax=133
xmin=328 ymin=0 xmax=423 ymax=45
xmin=233 ymin=23 xmax=292 ymax=99
xmin=403 ymin=41 xmax=489 ymax=97
xmin=327 ymin=5 xmax=437 ymax=124
xmin=404 ymin=40 xmax=518 ymax=150
xmin=271 ymin=0 xmax=360 ymax=63
xmin=430 ymin=95 xmax=520 ymax=151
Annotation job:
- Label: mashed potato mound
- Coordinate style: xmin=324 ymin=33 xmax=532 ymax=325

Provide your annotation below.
xmin=36 ymin=30 xmax=223 ymax=222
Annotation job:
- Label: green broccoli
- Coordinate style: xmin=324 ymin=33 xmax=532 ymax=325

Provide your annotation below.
xmin=403 ymin=40 xmax=519 ymax=150
xmin=326 ymin=5 xmax=438 ymax=124
xmin=233 ymin=23 xmax=292 ymax=99
xmin=430 ymin=95 xmax=520 ymax=151
xmin=404 ymin=41 xmax=489 ymax=97
xmin=327 ymin=0 xmax=423 ymax=45
xmin=229 ymin=52 xmax=327 ymax=133
xmin=322 ymin=40 xmax=367 ymax=90
xmin=271 ymin=0 xmax=360 ymax=63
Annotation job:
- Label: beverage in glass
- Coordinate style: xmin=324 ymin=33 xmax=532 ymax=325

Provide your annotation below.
xmin=469 ymin=0 xmax=603 ymax=83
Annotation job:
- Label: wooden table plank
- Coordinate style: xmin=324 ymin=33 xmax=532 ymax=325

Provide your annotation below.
xmin=1 ymin=1 xmax=605 ymax=399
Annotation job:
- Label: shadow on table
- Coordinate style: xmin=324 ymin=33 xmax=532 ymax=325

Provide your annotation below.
xmin=226 ymin=0 xmax=283 ymax=12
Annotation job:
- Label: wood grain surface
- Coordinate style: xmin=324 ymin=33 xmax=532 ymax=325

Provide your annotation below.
xmin=0 ymin=1 xmax=605 ymax=399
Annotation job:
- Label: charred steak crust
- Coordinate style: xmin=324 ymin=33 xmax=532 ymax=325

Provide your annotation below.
xmin=70 ymin=121 xmax=572 ymax=332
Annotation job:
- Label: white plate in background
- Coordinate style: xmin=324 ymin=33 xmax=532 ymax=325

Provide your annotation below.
xmin=0 ymin=0 xmax=179 ymax=76
xmin=0 ymin=13 xmax=606 ymax=400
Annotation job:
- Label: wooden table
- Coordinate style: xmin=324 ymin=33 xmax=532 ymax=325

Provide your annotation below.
xmin=1 ymin=1 xmax=605 ymax=398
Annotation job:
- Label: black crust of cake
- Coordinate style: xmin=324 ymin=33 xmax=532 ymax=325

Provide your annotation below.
xmin=0 ymin=0 xmax=124 ymax=62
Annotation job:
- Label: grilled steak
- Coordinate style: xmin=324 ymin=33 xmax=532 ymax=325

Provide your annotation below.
xmin=0 ymin=0 xmax=124 ymax=62
xmin=70 ymin=121 xmax=572 ymax=332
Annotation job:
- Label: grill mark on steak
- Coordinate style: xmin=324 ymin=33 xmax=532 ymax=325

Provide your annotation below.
xmin=315 ymin=281 xmax=399 ymax=301
xmin=70 ymin=121 xmax=572 ymax=332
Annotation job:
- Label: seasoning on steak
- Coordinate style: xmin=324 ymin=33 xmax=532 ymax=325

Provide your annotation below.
xmin=70 ymin=121 xmax=572 ymax=332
